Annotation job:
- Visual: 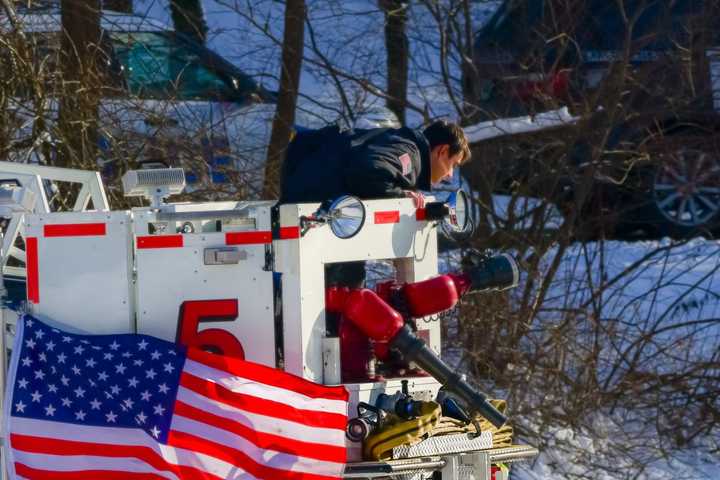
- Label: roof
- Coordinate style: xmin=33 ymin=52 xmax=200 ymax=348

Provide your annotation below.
xmin=0 ymin=9 xmax=170 ymax=33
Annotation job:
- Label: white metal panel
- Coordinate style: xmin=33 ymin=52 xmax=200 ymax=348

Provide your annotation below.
xmin=132 ymin=203 xmax=276 ymax=368
xmin=275 ymin=198 xmax=440 ymax=382
xmin=24 ymin=211 xmax=133 ymax=334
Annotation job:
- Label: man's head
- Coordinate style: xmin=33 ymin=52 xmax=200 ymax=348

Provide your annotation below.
xmin=423 ymin=120 xmax=471 ymax=183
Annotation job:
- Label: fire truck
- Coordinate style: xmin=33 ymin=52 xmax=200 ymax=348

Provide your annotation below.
xmin=0 ymin=161 xmax=538 ymax=479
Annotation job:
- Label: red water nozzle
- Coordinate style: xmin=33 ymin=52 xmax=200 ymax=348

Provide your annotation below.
xmin=326 ymin=286 xmax=351 ymax=313
xmin=401 ymin=273 xmax=473 ymax=318
xmin=342 ymin=289 xmax=404 ymax=342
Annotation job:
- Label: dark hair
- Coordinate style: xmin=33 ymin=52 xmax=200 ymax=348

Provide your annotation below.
xmin=422 ymin=120 xmax=471 ymax=164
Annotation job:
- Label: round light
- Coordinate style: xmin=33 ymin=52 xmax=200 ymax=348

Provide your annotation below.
xmin=444 ymin=190 xmax=470 ymax=232
xmin=328 ymin=195 xmax=366 ymax=239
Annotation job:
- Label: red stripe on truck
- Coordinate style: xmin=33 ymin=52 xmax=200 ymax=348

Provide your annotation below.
xmin=26 ymin=237 xmax=39 ymax=304
xmin=44 ymin=223 xmax=106 ymax=237
xmin=225 ymin=231 xmax=272 ymax=245
xmin=374 ymin=211 xmax=400 ymax=224
xmin=136 ymin=235 xmax=184 ymax=249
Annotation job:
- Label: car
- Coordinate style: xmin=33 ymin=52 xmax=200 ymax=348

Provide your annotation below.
xmin=1 ymin=8 xmax=278 ymax=199
xmin=467 ymin=0 xmax=720 ymax=238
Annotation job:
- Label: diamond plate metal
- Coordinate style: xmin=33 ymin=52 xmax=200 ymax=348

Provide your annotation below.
xmin=392 ymin=431 xmax=494 ymax=459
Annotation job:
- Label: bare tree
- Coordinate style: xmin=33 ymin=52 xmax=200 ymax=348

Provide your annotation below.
xmin=170 ymin=0 xmax=208 ymax=45
xmin=262 ymin=0 xmax=306 ymax=199
xmin=103 ymin=0 xmax=132 ymax=13
xmin=57 ymin=0 xmax=102 ymax=169
xmin=380 ymin=0 xmax=408 ymax=124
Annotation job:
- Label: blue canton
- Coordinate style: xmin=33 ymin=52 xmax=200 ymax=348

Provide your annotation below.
xmin=11 ymin=316 xmax=186 ymax=444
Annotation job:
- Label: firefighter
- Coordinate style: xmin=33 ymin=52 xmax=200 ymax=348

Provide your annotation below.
xmin=280 ymin=119 xmax=472 ymax=288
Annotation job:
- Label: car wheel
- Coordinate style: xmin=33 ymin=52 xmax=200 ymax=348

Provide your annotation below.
xmin=649 ymin=143 xmax=720 ymax=237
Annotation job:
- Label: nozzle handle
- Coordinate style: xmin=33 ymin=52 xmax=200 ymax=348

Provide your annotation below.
xmin=391 ymin=325 xmax=508 ymax=428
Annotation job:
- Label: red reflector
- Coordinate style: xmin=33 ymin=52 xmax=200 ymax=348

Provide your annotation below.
xmin=44 ymin=223 xmax=106 ymax=237
xmin=279 ymin=226 xmax=300 ymax=239
xmin=26 ymin=237 xmax=39 ymax=304
xmin=136 ymin=235 xmax=184 ymax=249
xmin=374 ymin=211 xmax=400 ymax=224
xmin=415 ymin=208 xmax=427 ymax=221
xmin=225 ymin=231 xmax=272 ymax=245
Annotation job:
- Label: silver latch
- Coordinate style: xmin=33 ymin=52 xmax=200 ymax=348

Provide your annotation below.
xmin=204 ymin=247 xmax=246 ymax=265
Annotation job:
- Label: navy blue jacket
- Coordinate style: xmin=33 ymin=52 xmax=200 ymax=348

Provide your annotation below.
xmin=279 ymin=126 xmax=432 ymax=203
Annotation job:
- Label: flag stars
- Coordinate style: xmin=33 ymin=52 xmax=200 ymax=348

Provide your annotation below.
xmin=138 ymin=339 xmax=149 ymax=350
xmin=25 ymin=318 xmax=34 ymax=328
xmin=153 ymin=404 xmax=166 ymax=416
xmin=62 ymin=335 xmax=72 ymax=343
xmin=150 ymin=350 xmax=161 ymax=360
xmin=33 ymin=369 xmax=45 ymax=380
xmin=21 ymin=356 xmax=32 ymax=367
xmin=15 ymin=401 xmax=26 ymax=413
xmin=150 ymin=426 xmax=161 ymax=438
xmin=60 ymin=375 xmax=70 ymax=386
xmin=73 ymin=345 xmax=85 ymax=355
xmin=163 ymin=363 xmax=174 ymax=373
xmin=25 ymin=338 xmax=36 ymax=349
xmin=106 ymin=411 xmax=117 ymax=423
xmin=85 ymin=358 xmax=97 ymax=368
xmin=34 ymin=329 xmax=45 ymax=339
xmin=133 ymin=359 xmax=144 ymax=367
xmin=158 ymin=383 xmax=169 ymax=394
xmin=98 ymin=371 xmax=109 ymax=381
xmin=128 ymin=377 xmax=139 ymax=388
xmin=103 ymin=352 xmax=114 ymax=361
xmin=31 ymin=390 xmax=42 ymax=402
xmin=121 ymin=351 xmax=132 ymax=358
xmin=18 ymin=378 xmax=28 ymax=389
xmin=47 ymin=384 xmax=58 ymax=393
xmin=140 ymin=390 xmax=152 ymax=401
xmin=123 ymin=398 xmax=135 ymax=410
xmin=75 ymin=410 xmax=86 ymax=421
xmin=135 ymin=411 xmax=147 ymax=424
xmin=71 ymin=365 xmax=81 ymax=375
xmin=145 ymin=369 xmax=157 ymax=380
xmin=73 ymin=386 xmax=86 ymax=398
xmin=110 ymin=385 xmax=121 ymax=395
xmin=115 ymin=363 xmax=127 ymax=374
xmin=61 ymin=397 xmax=72 ymax=407
xmin=44 ymin=404 xmax=56 ymax=417
xmin=57 ymin=352 xmax=67 ymax=364
xmin=90 ymin=399 xmax=102 ymax=410
xmin=38 ymin=352 xmax=47 ymax=362
xmin=109 ymin=341 xmax=120 ymax=351
xmin=45 ymin=340 xmax=56 ymax=351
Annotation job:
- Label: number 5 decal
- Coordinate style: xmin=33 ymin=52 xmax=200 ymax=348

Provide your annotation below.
xmin=177 ymin=299 xmax=245 ymax=358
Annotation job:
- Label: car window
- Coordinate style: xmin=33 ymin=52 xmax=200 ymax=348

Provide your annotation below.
xmin=110 ymin=31 xmax=249 ymax=101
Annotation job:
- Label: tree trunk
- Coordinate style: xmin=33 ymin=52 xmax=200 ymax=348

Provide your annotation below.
xmin=262 ymin=0 xmax=305 ymax=199
xmin=103 ymin=0 xmax=132 ymax=13
xmin=170 ymin=0 xmax=208 ymax=45
xmin=380 ymin=0 xmax=408 ymax=125
xmin=57 ymin=0 xmax=102 ymax=169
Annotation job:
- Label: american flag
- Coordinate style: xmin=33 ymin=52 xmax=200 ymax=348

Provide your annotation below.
xmin=3 ymin=315 xmax=348 ymax=479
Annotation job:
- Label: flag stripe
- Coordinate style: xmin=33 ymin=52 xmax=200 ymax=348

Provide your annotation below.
xmin=180 ymin=372 xmax=347 ymax=430
xmin=15 ymin=463 xmax=171 ymax=480
xmin=177 ymin=386 xmax=345 ymax=447
xmin=169 ymin=430 xmax=342 ymax=480
xmin=11 ymin=434 xmax=222 ymax=480
xmin=184 ymin=359 xmax=348 ymax=415
xmin=186 ymin=349 xmax=349 ymax=402
xmin=171 ymin=413 xmax=344 ymax=475
xmin=173 ymin=400 xmax=346 ymax=463
xmin=13 ymin=452 xmax=177 ymax=479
